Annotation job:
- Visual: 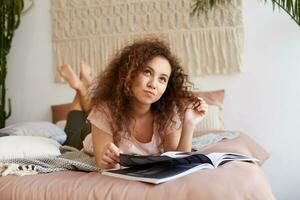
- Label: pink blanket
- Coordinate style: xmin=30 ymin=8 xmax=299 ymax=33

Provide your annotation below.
xmin=0 ymin=133 xmax=275 ymax=200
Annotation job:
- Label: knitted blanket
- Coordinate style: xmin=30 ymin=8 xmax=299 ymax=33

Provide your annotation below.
xmin=0 ymin=146 xmax=101 ymax=176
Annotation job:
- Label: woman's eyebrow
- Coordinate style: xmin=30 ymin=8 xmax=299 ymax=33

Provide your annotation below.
xmin=145 ymin=66 xmax=154 ymax=72
xmin=161 ymin=74 xmax=169 ymax=78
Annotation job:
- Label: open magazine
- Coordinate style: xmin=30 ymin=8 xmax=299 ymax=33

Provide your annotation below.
xmin=102 ymin=151 xmax=258 ymax=184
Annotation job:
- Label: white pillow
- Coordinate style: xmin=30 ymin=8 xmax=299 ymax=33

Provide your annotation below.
xmin=55 ymin=120 xmax=67 ymax=130
xmin=0 ymin=136 xmax=61 ymax=159
xmin=195 ymin=105 xmax=223 ymax=132
xmin=0 ymin=121 xmax=67 ymax=144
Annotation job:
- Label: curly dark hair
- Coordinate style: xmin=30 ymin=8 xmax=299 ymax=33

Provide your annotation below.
xmin=90 ymin=37 xmax=196 ymax=144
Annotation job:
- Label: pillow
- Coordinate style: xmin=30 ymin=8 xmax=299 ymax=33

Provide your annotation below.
xmin=192 ymin=90 xmax=225 ymax=132
xmin=0 ymin=136 xmax=61 ymax=159
xmin=0 ymin=121 xmax=67 ymax=144
xmin=55 ymin=120 xmax=67 ymax=130
xmin=192 ymin=130 xmax=239 ymax=151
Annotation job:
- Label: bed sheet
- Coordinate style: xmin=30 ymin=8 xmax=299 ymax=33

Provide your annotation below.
xmin=0 ymin=133 xmax=275 ymax=200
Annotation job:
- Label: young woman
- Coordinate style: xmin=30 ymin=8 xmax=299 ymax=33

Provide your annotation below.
xmin=84 ymin=38 xmax=208 ymax=169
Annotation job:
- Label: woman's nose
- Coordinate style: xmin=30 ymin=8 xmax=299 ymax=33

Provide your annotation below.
xmin=147 ymin=79 xmax=156 ymax=89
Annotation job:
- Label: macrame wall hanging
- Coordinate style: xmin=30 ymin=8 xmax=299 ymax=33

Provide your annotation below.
xmin=51 ymin=0 xmax=244 ymax=82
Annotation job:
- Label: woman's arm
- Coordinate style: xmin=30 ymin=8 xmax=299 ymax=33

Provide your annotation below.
xmin=163 ymin=120 xmax=195 ymax=152
xmin=91 ymin=124 xmax=121 ymax=169
xmin=163 ymin=98 xmax=208 ymax=152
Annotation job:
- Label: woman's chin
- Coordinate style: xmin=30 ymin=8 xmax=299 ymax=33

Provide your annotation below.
xmin=137 ymin=98 xmax=156 ymax=106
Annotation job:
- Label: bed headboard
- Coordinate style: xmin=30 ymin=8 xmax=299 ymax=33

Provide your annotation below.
xmin=51 ymin=103 xmax=72 ymax=123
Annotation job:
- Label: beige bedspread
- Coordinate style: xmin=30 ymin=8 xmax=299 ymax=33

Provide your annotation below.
xmin=0 ymin=133 xmax=275 ymax=200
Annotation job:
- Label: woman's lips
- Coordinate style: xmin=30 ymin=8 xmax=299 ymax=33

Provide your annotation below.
xmin=144 ymin=90 xmax=155 ymax=97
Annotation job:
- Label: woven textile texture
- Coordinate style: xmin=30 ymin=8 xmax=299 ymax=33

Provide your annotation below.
xmin=51 ymin=0 xmax=244 ymax=82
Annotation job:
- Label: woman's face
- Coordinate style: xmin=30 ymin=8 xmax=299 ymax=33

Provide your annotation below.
xmin=131 ymin=56 xmax=171 ymax=106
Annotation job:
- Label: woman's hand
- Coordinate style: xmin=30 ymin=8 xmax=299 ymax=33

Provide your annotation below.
xmin=164 ymin=97 xmax=208 ymax=152
xmin=99 ymin=142 xmax=122 ymax=169
xmin=184 ymin=97 xmax=208 ymax=127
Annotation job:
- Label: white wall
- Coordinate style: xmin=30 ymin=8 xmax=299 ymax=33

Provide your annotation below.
xmin=6 ymin=0 xmax=300 ymax=199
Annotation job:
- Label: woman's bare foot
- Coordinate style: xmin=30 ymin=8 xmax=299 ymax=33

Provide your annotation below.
xmin=80 ymin=61 xmax=93 ymax=86
xmin=58 ymin=63 xmax=91 ymax=112
xmin=58 ymin=64 xmax=82 ymax=90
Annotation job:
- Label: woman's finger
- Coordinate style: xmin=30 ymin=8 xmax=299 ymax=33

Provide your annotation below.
xmin=198 ymin=104 xmax=208 ymax=110
xmin=107 ymin=149 xmax=120 ymax=162
xmin=107 ymin=143 xmax=121 ymax=162
xmin=196 ymin=104 xmax=208 ymax=110
xmin=108 ymin=143 xmax=121 ymax=156
xmin=102 ymin=154 xmax=117 ymax=164
xmin=195 ymin=105 xmax=208 ymax=116
xmin=194 ymin=103 xmax=208 ymax=111
xmin=193 ymin=97 xmax=207 ymax=108
xmin=99 ymin=159 xmax=118 ymax=169
xmin=99 ymin=159 xmax=111 ymax=166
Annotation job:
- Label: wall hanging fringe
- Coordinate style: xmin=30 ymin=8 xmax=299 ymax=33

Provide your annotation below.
xmin=51 ymin=0 xmax=244 ymax=82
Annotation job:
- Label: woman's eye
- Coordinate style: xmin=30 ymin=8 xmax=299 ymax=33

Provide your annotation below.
xmin=159 ymin=77 xmax=167 ymax=83
xmin=143 ymin=69 xmax=151 ymax=76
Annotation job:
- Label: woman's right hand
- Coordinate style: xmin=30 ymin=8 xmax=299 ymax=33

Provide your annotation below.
xmin=91 ymin=124 xmax=123 ymax=169
xmin=100 ymin=142 xmax=122 ymax=169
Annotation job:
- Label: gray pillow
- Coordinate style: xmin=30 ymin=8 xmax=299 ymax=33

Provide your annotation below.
xmin=192 ymin=131 xmax=240 ymax=151
xmin=0 ymin=121 xmax=67 ymax=144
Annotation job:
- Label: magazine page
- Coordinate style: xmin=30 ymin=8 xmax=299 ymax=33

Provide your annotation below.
xmin=119 ymin=153 xmax=176 ymax=167
xmin=102 ymin=162 xmax=214 ymax=184
xmin=160 ymin=151 xmax=195 ymax=158
xmin=119 ymin=152 xmax=212 ymax=167
xmin=206 ymin=152 xmax=259 ymax=167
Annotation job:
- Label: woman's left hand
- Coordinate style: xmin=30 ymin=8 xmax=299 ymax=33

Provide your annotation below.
xmin=184 ymin=97 xmax=208 ymax=127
